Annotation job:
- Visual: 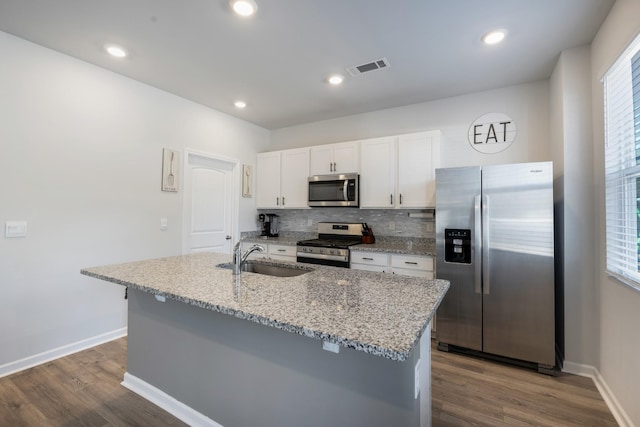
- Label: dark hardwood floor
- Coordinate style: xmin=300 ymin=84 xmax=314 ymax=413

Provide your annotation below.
xmin=0 ymin=338 xmax=618 ymax=426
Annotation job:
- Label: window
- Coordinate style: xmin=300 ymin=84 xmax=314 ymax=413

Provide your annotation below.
xmin=604 ymin=32 xmax=640 ymax=290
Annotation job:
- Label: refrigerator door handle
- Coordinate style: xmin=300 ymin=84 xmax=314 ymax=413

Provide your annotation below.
xmin=482 ymin=195 xmax=490 ymax=295
xmin=474 ymin=195 xmax=482 ymax=294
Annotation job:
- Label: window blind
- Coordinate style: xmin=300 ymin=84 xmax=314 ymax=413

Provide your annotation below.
xmin=604 ymin=32 xmax=640 ymax=290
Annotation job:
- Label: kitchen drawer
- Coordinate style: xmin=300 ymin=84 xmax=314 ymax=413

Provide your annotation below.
xmin=350 ymin=251 xmax=389 ymax=267
xmin=391 ymin=255 xmax=433 ymax=271
xmin=268 ymin=244 xmax=296 ymax=258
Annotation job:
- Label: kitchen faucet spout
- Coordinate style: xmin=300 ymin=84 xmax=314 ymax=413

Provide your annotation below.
xmin=233 ymin=241 xmax=265 ymax=275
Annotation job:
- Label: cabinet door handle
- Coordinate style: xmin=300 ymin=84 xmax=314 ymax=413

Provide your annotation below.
xmin=276 ymin=197 xmax=280 ymax=206
xmin=329 ymin=162 xmax=333 ymax=172
xmin=404 ymin=261 xmax=418 ymax=265
xmin=390 ymin=194 xmax=393 ymax=205
xmin=282 ymin=196 xmax=285 ymax=206
xmin=333 ymin=162 xmax=337 ymax=171
xmin=399 ymin=193 xmax=402 ymax=205
xmin=277 ymin=249 xmax=286 ymax=252
xmin=362 ymin=257 xmax=374 ymax=261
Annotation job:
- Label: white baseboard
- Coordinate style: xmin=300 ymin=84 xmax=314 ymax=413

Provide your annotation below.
xmin=0 ymin=327 xmax=128 ymax=379
xmin=563 ymin=361 xmax=635 ymax=427
xmin=122 ymin=372 xmax=223 ymax=427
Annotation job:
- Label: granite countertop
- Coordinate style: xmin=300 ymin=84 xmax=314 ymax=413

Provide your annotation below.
xmin=81 ymin=252 xmax=448 ymax=362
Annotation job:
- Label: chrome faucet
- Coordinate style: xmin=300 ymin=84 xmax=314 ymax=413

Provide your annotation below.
xmin=232 ymin=241 xmax=265 ymax=275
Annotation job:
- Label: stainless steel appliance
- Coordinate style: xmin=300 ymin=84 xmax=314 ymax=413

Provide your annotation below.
xmin=297 ymin=222 xmax=363 ymax=268
xmin=435 ymin=161 xmax=557 ymax=373
xmin=259 ymin=213 xmax=279 ymax=237
xmin=308 ymin=174 xmax=359 ymax=207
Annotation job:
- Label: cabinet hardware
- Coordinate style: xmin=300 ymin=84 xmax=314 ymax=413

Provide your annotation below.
xmin=404 ymin=261 xmax=418 ymax=265
xmin=333 ymin=162 xmax=337 ymax=171
xmin=277 ymin=249 xmax=286 ymax=252
xmin=400 ymin=194 xmax=403 ymax=205
xmin=362 ymin=257 xmax=374 ymax=261
xmin=225 ymin=235 xmax=232 ymax=240
xmin=390 ymin=194 xmax=393 ymax=205
xmin=282 ymin=196 xmax=285 ymax=205
xmin=329 ymin=162 xmax=333 ymax=172
xmin=276 ymin=197 xmax=280 ymax=205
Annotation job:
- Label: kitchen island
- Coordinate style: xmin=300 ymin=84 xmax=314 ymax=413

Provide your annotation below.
xmin=82 ymin=252 xmax=448 ymax=427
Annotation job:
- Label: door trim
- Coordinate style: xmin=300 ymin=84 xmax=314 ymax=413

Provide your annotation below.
xmin=182 ymin=148 xmax=241 ymax=254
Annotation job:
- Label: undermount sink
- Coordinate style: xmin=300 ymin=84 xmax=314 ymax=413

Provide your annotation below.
xmin=216 ymin=261 xmax=313 ymax=277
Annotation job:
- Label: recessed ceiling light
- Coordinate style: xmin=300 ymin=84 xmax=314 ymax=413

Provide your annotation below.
xmin=328 ymin=74 xmax=344 ymax=85
xmin=230 ymin=0 xmax=257 ymax=17
xmin=105 ymin=44 xmax=127 ymax=58
xmin=234 ymin=100 xmax=247 ymax=109
xmin=482 ymin=30 xmax=506 ymax=45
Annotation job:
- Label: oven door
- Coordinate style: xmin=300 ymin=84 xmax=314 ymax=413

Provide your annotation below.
xmin=296 ymin=247 xmax=350 ymax=268
xmin=308 ymin=174 xmax=359 ymax=207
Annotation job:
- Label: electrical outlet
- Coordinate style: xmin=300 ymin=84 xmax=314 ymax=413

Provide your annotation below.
xmin=322 ymin=341 xmax=340 ymax=353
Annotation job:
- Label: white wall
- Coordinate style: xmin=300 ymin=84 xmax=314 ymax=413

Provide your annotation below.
xmin=0 ymin=32 xmax=268 ymax=371
xmin=270 ymin=80 xmax=551 ymax=167
xmin=591 ymin=0 xmax=640 ymax=425
xmin=549 ymin=46 xmax=599 ymax=369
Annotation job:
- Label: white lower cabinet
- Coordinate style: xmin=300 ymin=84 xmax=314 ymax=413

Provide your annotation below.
xmin=350 ymin=251 xmax=390 ymax=273
xmin=350 ymin=251 xmax=434 ymax=279
xmin=241 ymin=242 xmax=296 ymax=262
xmin=390 ymin=254 xmax=434 ymax=279
xmin=267 ymin=244 xmax=296 ymax=261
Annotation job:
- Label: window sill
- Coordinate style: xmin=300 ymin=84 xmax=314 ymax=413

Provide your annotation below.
xmin=606 ymin=271 xmax=640 ymax=293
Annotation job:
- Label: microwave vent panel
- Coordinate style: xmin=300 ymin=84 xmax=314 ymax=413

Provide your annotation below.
xmin=346 ymin=57 xmax=391 ymax=77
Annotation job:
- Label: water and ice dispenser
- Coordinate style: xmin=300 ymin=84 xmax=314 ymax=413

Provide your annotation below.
xmin=444 ymin=229 xmax=471 ymax=264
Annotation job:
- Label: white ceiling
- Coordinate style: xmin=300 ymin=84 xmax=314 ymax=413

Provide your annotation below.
xmin=0 ymin=0 xmax=614 ymax=130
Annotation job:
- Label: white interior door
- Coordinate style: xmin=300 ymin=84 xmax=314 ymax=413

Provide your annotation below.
xmin=183 ymin=152 xmax=237 ymax=254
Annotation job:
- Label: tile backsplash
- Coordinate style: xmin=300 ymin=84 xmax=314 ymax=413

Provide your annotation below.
xmin=256 ymin=208 xmax=435 ymax=238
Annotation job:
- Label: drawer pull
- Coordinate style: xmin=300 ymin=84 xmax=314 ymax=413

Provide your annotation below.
xmin=277 ymin=249 xmax=286 ymax=252
xmin=404 ymin=261 xmax=418 ymax=265
xmin=362 ymin=257 xmax=374 ymax=261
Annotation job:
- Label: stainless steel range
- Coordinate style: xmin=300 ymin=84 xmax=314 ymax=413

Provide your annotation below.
xmin=297 ymin=222 xmax=363 ymax=268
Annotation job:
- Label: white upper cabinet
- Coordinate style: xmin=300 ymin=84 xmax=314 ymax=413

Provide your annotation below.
xmin=309 ymin=141 xmax=359 ymax=175
xmin=359 ymin=137 xmax=397 ymax=208
xmin=280 ymin=148 xmax=310 ymax=208
xmin=360 ymin=131 xmax=441 ymax=209
xmin=397 ymin=131 xmax=441 ymax=208
xmin=256 ymin=151 xmax=281 ymax=209
xmin=256 ymin=148 xmax=309 ymax=209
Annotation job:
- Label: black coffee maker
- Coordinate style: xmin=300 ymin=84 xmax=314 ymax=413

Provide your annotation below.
xmin=259 ymin=213 xmax=279 ymax=237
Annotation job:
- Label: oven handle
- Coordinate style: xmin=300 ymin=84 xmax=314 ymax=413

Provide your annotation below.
xmin=296 ymin=252 xmax=349 ymax=262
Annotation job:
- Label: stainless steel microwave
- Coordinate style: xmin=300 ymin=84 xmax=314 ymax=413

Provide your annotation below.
xmin=308 ymin=174 xmax=359 ymax=207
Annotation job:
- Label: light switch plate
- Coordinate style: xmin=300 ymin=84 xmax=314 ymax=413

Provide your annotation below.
xmin=5 ymin=221 xmax=27 ymax=238
xmin=160 ymin=218 xmax=168 ymax=230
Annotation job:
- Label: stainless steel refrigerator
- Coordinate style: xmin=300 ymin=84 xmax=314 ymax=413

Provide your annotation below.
xmin=435 ymin=161 xmax=556 ymax=373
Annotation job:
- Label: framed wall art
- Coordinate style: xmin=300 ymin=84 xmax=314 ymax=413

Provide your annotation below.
xmin=162 ymin=148 xmax=179 ymax=192
xmin=242 ymin=164 xmax=253 ymax=198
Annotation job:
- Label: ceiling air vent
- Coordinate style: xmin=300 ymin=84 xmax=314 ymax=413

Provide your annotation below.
xmin=346 ymin=57 xmax=391 ymax=77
